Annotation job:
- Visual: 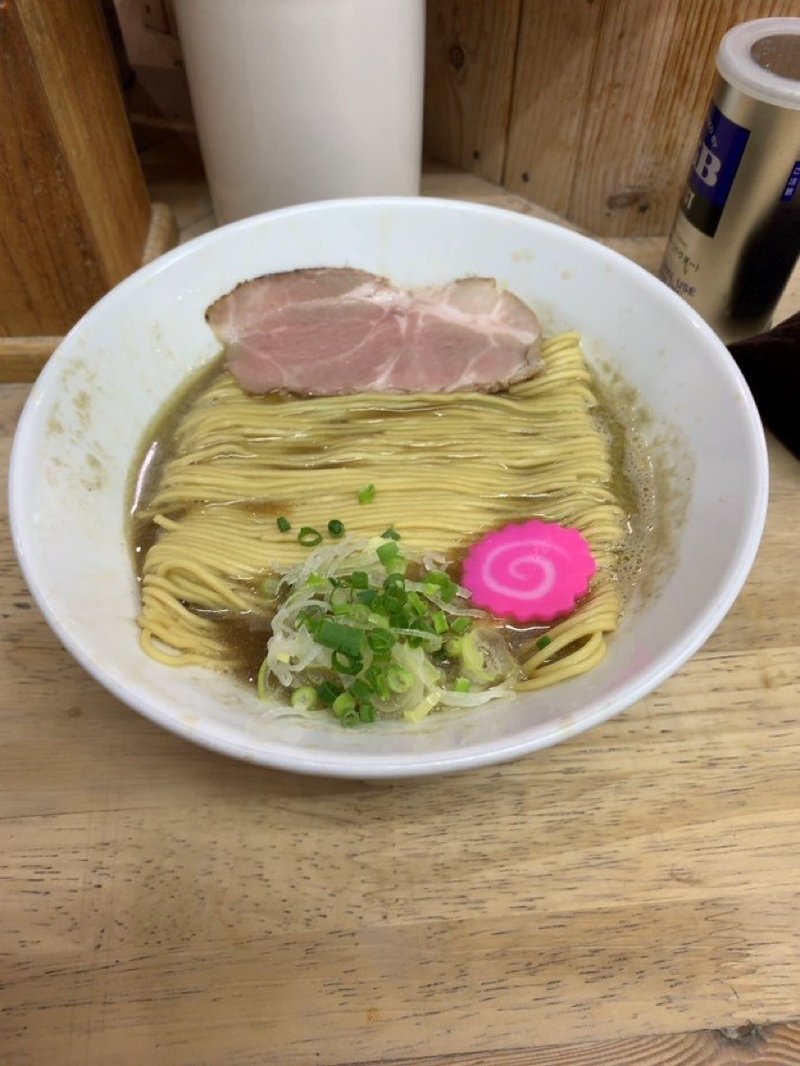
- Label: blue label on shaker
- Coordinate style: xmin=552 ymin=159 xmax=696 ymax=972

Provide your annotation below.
xmin=781 ymin=161 xmax=800 ymax=202
xmin=680 ymin=104 xmax=750 ymax=237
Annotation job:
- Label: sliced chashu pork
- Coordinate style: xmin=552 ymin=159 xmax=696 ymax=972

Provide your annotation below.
xmin=205 ymin=267 xmax=543 ymax=396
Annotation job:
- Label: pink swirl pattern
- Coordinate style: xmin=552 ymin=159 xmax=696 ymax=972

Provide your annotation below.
xmin=461 ymin=520 xmax=597 ymax=623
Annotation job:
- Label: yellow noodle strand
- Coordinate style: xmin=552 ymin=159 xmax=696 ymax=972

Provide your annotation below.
xmin=137 ymin=332 xmax=628 ymax=689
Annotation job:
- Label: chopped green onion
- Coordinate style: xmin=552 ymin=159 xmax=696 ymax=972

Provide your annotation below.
xmin=331 ymin=649 xmax=363 ymax=675
xmin=407 ymin=591 xmax=427 ymax=617
xmin=364 ymin=665 xmax=391 ymax=701
xmin=314 ymin=618 xmax=365 ymax=655
xmin=424 ymin=571 xmax=457 ymax=602
xmin=386 ymin=664 xmax=413 ymax=693
xmin=276 ymin=516 xmax=291 ymax=533
xmin=291 ymin=686 xmax=317 ymax=711
xmin=460 ymin=629 xmax=508 ymax=684
xmin=358 ymin=702 xmax=376 ymax=723
xmin=405 ymin=690 xmax=442 ymax=723
xmin=358 ymin=483 xmax=376 ymax=504
xmin=460 ymin=632 xmax=487 ymax=678
xmin=536 ymin=634 xmax=552 ymax=650
xmin=382 ymin=590 xmax=407 ymax=614
xmin=349 ymin=679 xmax=374 ymax=703
xmin=316 ymin=680 xmax=343 ymax=706
xmin=376 ymin=540 xmax=400 ymax=566
xmin=262 ymin=533 xmax=519 ymax=726
xmin=332 ymin=691 xmax=356 ymax=718
xmin=367 ymin=628 xmax=395 ymax=654
xmin=298 ymin=526 xmax=323 ymax=547
xmin=349 ymin=570 xmax=369 ymax=590
xmin=445 ymin=637 xmax=462 ymax=657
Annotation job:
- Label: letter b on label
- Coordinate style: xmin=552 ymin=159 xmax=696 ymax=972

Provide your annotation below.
xmin=682 ymin=105 xmax=749 ymax=237
xmin=694 ymin=146 xmax=721 ymax=187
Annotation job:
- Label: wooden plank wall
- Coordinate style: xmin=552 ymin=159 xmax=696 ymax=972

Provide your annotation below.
xmin=0 ymin=0 xmax=151 ymax=336
xmin=424 ymin=0 xmax=799 ymax=237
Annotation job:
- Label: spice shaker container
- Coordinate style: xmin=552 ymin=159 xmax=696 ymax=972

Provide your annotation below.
xmin=659 ymin=18 xmax=800 ymax=343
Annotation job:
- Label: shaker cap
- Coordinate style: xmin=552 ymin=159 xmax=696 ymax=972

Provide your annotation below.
xmin=717 ymin=18 xmax=800 ymax=110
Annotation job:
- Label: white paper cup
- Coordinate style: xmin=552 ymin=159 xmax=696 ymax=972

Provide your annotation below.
xmin=174 ymin=0 xmax=426 ymax=223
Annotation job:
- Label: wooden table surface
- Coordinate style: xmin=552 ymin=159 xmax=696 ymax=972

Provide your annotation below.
xmin=2 ymin=168 xmax=800 ymax=1065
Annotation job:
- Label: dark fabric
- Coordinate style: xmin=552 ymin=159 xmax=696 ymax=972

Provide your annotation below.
xmin=728 ymin=312 xmax=800 ymax=460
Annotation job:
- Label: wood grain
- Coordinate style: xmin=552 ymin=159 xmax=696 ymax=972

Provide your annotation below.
xmin=421 ymin=161 xmax=583 ymax=230
xmin=0 ymin=203 xmax=178 ymax=384
xmin=0 ymin=337 xmax=60 ymax=383
xmin=505 ymin=0 xmax=800 ymax=237
xmin=424 ymin=0 xmax=800 ymax=237
xmin=2 ymin=176 xmax=800 ymax=1065
xmin=424 ymin=0 xmax=522 ymax=184
xmin=503 ymin=0 xmax=604 ymax=217
xmin=360 ymin=1023 xmax=800 ymax=1065
xmin=0 ymin=0 xmax=150 ymax=336
xmin=0 ymin=1 xmax=108 ymax=336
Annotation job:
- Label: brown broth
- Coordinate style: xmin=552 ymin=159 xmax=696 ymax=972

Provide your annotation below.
xmin=128 ymin=355 xmax=225 ymax=575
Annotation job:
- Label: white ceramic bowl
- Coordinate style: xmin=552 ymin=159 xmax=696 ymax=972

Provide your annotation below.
xmin=9 ymin=198 xmax=768 ymax=778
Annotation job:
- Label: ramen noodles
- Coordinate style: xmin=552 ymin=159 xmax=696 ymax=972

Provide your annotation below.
xmin=131 ymin=330 xmax=639 ymax=723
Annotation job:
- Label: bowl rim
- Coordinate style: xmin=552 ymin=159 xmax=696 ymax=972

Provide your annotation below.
xmin=8 ymin=196 xmax=771 ymax=777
